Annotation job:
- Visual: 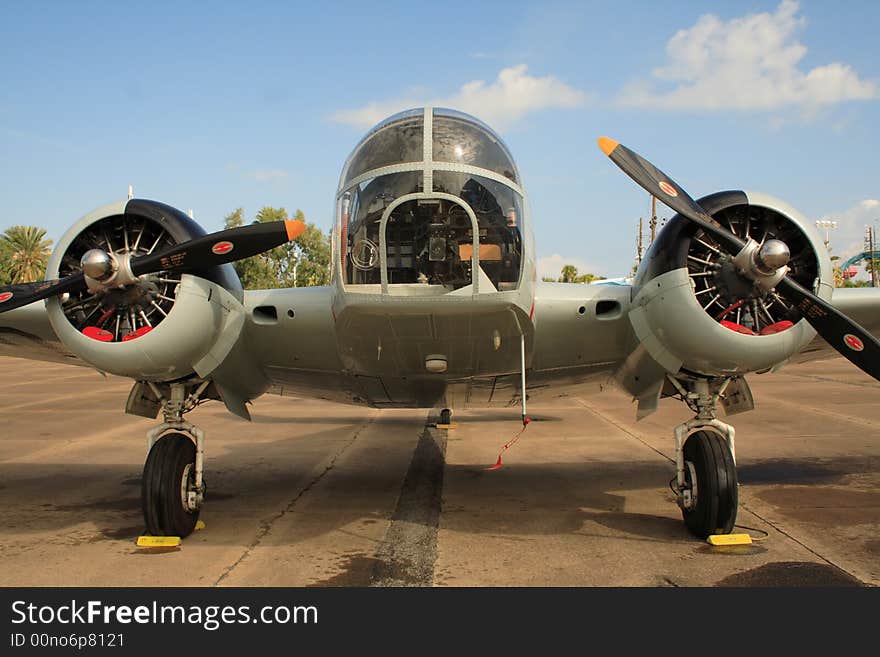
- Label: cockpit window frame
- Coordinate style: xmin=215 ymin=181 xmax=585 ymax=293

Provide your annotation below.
xmin=339 ymin=109 xmax=425 ymax=189
xmin=336 ymin=107 xmax=525 ymax=294
xmin=432 ymin=111 xmax=520 ymax=185
xmin=376 ymin=192 xmax=482 ymax=294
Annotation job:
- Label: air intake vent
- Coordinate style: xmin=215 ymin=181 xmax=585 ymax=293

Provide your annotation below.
xmin=596 ymin=300 xmax=621 ymax=319
xmin=253 ymin=306 xmax=278 ymax=324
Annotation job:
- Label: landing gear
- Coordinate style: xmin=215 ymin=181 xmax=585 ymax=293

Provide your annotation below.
xmin=439 ymin=408 xmax=452 ymax=425
xmin=140 ymin=380 xmax=209 ymax=538
xmin=668 ymin=377 xmax=739 ymax=539
xmin=680 ymin=430 xmax=738 ymax=538
xmin=142 ymin=433 xmax=200 ymax=537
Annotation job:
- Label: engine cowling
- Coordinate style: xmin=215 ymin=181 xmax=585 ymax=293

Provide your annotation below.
xmin=45 ymin=199 xmax=245 ymax=381
xmin=622 ymin=190 xmax=832 ymax=388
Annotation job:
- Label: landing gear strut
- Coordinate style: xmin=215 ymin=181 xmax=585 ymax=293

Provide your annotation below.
xmin=668 ymin=377 xmax=738 ymax=538
xmin=141 ymin=381 xmax=209 ymax=537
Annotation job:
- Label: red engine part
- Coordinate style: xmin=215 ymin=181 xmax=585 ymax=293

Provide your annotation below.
xmin=759 ymin=320 xmax=794 ymax=335
xmin=82 ymin=326 xmax=114 ymax=342
xmin=720 ymin=320 xmax=756 ymax=336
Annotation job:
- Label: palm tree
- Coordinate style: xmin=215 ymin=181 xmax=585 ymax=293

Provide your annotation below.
xmin=560 ymin=264 xmax=578 ymax=283
xmin=0 ymin=239 xmax=11 ymax=286
xmin=1 ymin=225 xmax=53 ymax=284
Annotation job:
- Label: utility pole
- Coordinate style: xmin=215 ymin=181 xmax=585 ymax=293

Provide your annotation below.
xmin=869 ymin=224 xmax=878 ymax=288
xmin=650 ymin=195 xmax=658 ymax=244
xmin=637 ymin=216 xmax=644 ymax=266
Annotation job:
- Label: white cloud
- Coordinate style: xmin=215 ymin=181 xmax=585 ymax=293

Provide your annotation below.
xmin=818 ymin=199 xmax=880 ymax=263
xmin=330 ymin=64 xmax=587 ymax=130
xmin=618 ymin=0 xmax=877 ymax=112
xmin=536 ymin=254 xmax=600 ymax=280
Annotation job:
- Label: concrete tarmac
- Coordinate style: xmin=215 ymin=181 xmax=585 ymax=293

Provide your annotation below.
xmin=0 ymin=356 xmax=877 ymax=587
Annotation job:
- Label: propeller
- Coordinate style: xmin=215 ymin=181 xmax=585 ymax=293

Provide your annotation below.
xmin=597 ymin=136 xmax=880 ymax=382
xmin=0 ymin=220 xmax=305 ymax=314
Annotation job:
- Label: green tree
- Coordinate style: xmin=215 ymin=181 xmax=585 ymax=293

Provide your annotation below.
xmin=560 ymin=264 xmax=578 ymax=283
xmin=575 ymin=273 xmax=605 ymax=284
xmin=255 ymin=206 xmax=298 ymax=288
xmin=223 ymin=207 xmax=331 ymax=289
xmin=294 ymin=221 xmax=331 ymax=287
xmin=1 ymin=226 xmax=53 ymax=284
xmin=223 ymin=208 xmax=277 ymax=289
xmin=0 ymin=239 xmax=12 ymax=286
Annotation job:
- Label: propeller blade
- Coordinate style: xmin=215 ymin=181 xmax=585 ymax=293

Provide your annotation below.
xmin=0 ymin=220 xmax=305 ymax=315
xmin=598 ymin=136 xmax=880 ymax=382
xmin=776 ymin=276 xmax=880 ymax=381
xmin=598 ymin=137 xmax=746 ymax=255
xmin=130 ymin=220 xmax=306 ymax=277
xmin=0 ymin=273 xmax=87 ymax=314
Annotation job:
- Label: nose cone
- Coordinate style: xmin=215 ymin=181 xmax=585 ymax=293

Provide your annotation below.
xmin=81 ymin=249 xmax=116 ymax=281
xmin=758 ymin=239 xmax=791 ymax=270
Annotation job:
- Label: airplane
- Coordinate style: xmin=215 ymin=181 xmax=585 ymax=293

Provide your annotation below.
xmin=1 ymin=107 xmax=879 ymax=542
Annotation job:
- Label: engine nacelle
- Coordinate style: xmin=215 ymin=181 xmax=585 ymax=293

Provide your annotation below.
xmin=45 ymin=199 xmax=245 ymax=381
xmin=622 ymin=190 xmax=832 ymax=387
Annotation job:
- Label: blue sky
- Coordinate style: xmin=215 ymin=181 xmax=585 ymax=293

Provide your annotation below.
xmin=1 ymin=0 xmax=878 ymax=279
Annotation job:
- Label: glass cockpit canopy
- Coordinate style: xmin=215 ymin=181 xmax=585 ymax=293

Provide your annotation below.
xmin=337 ymin=108 xmax=524 ymax=291
xmin=340 ymin=108 xmax=521 ymax=190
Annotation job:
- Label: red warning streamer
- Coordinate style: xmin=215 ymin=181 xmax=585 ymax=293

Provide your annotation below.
xmin=487 ymin=417 xmax=531 ymax=471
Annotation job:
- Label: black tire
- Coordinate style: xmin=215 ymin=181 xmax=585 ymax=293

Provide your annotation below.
xmin=141 ymin=432 xmax=200 ymax=537
xmin=439 ymin=408 xmax=452 ymax=425
xmin=681 ymin=430 xmax=738 ymax=538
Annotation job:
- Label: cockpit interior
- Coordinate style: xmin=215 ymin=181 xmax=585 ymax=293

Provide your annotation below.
xmin=336 ymin=108 xmax=525 ymax=293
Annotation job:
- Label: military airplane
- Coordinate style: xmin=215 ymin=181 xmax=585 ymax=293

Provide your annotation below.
xmin=1 ymin=107 xmax=878 ymax=541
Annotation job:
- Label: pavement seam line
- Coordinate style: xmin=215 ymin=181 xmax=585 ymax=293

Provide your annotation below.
xmin=779 ymin=372 xmax=880 ymax=390
xmin=213 ymin=413 xmax=377 ymax=586
xmin=581 ymin=397 xmax=865 ymax=582
xmin=736 ymin=498 xmax=863 ymax=582
xmin=761 ymin=394 xmax=880 ymax=429
xmin=0 ymin=387 xmax=117 ymax=413
xmin=574 ymin=397 xmax=674 ymax=464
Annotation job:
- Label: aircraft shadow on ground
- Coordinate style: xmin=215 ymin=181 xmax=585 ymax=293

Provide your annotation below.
xmin=0 ymin=439 xmax=876 ymax=547
xmin=248 ymin=412 xmax=563 ymax=425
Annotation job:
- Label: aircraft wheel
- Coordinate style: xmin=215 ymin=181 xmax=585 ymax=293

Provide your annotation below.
xmin=141 ymin=432 xmax=200 ymax=537
xmin=681 ymin=430 xmax=738 ymax=538
xmin=439 ymin=408 xmax=452 ymax=425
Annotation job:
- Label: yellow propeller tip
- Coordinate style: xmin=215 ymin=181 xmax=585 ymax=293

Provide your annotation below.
xmin=285 ymin=220 xmax=306 ymax=241
xmin=598 ymin=136 xmax=619 ymax=156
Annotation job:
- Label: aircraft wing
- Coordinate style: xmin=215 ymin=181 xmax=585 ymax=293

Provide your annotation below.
xmin=5 ymin=281 xmax=880 ymax=389
xmin=0 ymin=287 xmax=341 ymax=384
xmin=790 ymin=286 xmax=880 ymax=364
xmin=0 ymin=302 xmax=82 ymax=367
xmin=528 ymin=279 xmax=880 ymax=415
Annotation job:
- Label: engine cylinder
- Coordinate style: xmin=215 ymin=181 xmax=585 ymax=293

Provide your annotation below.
xmin=45 ymin=199 xmax=243 ymax=380
xmin=629 ymin=190 xmax=832 ymax=378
